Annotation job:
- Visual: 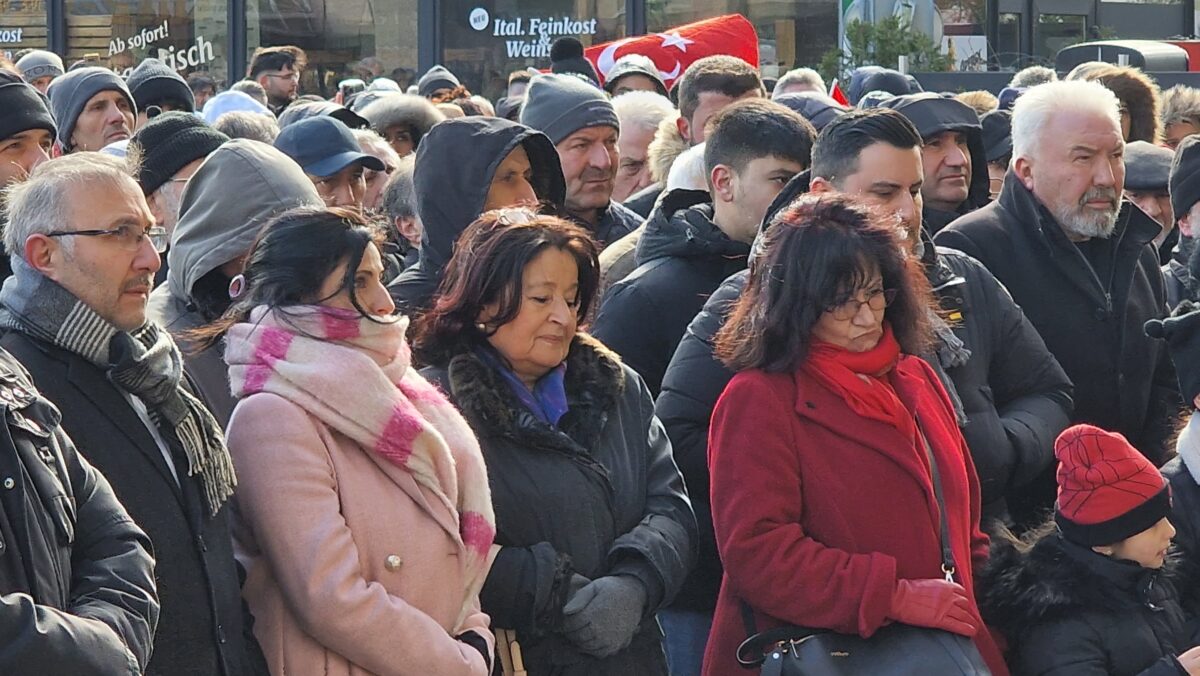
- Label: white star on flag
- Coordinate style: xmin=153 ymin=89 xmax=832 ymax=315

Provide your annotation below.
xmin=658 ymin=31 xmax=694 ymax=52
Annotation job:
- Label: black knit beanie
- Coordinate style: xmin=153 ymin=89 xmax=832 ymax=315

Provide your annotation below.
xmin=0 ymin=81 xmax=57 ymax=142
xmin=130 ymin=112 xmax=228 ymax=195
xmin=550 ymin=37 xmax=600 ymax=87
xmin=1171 ymin=135 xmax=1200 ymax=223
xmin=1145 ymin=300 xmax=1200 ymax=404
xmin=127 ymin=58 xmax=195 ymax=113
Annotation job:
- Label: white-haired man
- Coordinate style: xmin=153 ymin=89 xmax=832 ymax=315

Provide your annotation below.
xmin=772 ymin=67 xmax=826 ymax=98
xmin=612 ymin=90 xmax=676 ymax=203
xmin=937 ymin=79 xmax=1179 ymax=468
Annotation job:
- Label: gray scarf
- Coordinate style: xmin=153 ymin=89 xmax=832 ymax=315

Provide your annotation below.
xmin=0 ymin=257 xmax=234 ymax=516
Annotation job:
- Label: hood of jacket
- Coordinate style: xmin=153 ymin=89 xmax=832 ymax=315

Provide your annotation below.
xmin=413 ymin=117 xmax=565 ymax=275
xmin=167 ymin=139 xmax=323 ymax=304
xmin=634 ymin=189 xmax=750 ymax=264
xmin=978 ymin=527 xmax=1180 ymax=641
xmin=648 ymin=114 xmax=689 ymax=185
xmin=882 ymin=94 xmax=990 ymax=218
xmin=1084 ymin=65 xmax=1162 ymax=144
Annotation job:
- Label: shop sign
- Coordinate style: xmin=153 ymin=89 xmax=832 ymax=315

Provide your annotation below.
xmin=0 ymin=28 xmax=24 ymax=43
xmin=468 ymin=6 xmax=598 ymax=58
xmin=109 ymin=21 xmax=170 ymax=55
xmin=110 ymin=20 xmax=215 ymax=74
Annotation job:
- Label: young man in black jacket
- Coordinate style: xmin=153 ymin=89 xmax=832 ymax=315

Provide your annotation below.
xmin=592 ymin=99 xmax=815 ymax=395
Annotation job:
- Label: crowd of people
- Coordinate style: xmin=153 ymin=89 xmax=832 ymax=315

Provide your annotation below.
xmin=4 ymin=32 xmax=1200 ymax=676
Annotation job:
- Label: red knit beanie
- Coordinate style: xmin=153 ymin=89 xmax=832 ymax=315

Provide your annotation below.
xmin=1054 ymin=424 xmax=1170 ymax=546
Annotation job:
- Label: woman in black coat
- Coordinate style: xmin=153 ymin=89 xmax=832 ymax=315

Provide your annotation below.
xmin=415 ymin=209 xmax=696 ymax=676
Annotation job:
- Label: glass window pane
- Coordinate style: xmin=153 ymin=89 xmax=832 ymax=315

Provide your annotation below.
xmin=996 ymin=12 xmax=1021 ymax=68
xmin=249 ymin=0 xmax=419 ymax=99
xmin=1 ymin=0 xmax=49 ymax=58
xmin=1036 ymin=13 xmax=1085 ymax=59
xmin=66 ymin=0 xmax=228 ymax=84
xmin=440 ymin=1 xmax=626 ymax=101
xmin=647 ymin=1 xmax=837 ymax=79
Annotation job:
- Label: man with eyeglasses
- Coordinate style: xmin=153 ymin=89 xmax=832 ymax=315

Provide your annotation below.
xmin=248 ymin=45 xmax=307 ymax=116
xmin=129 ymin=112 xmax=229 ymax=286
xmin=0 ymin=152 xmax=269 ymax=676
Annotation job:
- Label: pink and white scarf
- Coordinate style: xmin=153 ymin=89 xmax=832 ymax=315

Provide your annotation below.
xmin=224 ymin=306 xmax=495 ymax=626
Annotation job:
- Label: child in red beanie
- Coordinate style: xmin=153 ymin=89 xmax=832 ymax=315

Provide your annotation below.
xmin=977 ymin=424 xmax=1200 ymax=675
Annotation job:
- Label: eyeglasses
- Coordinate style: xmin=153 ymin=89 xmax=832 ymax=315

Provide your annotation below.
xmin=44 ymin=224 xmax=168 ymax=253
xmin=825 ymin=288 xmax=898 ymax=321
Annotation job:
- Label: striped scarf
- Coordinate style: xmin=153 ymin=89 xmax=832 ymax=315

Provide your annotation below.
xmin=0 ymin=257 xmax=234 ymax=515
xmin=224 ymin=305 xmax=495 ymax=629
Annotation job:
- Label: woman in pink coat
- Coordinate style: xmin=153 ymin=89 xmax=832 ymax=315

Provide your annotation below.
xmin=204 ymin=207 xmax=496 ymax=675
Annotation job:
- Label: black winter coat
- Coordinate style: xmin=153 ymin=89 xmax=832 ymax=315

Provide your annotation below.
xmin=591 ymin=190 xmax=749 ymax=395
xmin=422 ymin=334 xmax=696 ymax=676
xmin=621 ymin=182 xmax=662 ymax=220
xmin=927 ymin=246 xmax=1073 ymax=521
xmin=582 ymin=200 xmax=642 ymax=250
xmin=0 ymin=330 xmax=268 ymax=676
xmin=0 ymin=350 xmax=159 ymax=674
xmin=937 ymin=174 xmax=1180 ymax=465
xmin=1161 ymin=418 xmax=1200 ymax=618
xmin=979 ymin=531 xmax=1192 ymax=675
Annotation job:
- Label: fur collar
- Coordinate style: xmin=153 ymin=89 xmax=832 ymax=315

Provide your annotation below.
xmin=978 ymin=527 xmax=1180 ymax=641
xmin=441 ymin=333 xmax=625 ymax=454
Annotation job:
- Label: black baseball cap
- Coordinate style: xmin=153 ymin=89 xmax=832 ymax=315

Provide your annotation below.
xmin=274 ymin=116 xmax=385 ymax=178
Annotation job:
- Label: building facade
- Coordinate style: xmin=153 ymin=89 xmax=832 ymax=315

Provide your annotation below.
xmin=0 ymin=0 xmax=1193 ymax=97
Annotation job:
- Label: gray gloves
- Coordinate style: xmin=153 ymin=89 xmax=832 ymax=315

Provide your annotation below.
xmin=561 ymin=575 xmax=647 ymax=658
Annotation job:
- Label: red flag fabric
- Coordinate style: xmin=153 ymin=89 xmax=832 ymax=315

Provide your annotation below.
xmin=829 ymin=79 xmax=850 ymax=106
xmin=585 ymin=14 xmax=759 ymax=91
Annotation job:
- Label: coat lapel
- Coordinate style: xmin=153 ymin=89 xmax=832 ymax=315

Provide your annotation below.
xmin=791 ymin=364 xmax=940 ymax=524
xmin=63 ymin=354 xmax=183 ymax=499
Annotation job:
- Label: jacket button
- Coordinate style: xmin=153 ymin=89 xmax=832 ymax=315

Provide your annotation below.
xmin=1093 ymin=307 xmax=1107 ymax=321
xmin=385 ymin=555 xmax=403 ymax=571
xmin=217 ymin=623 xmax=226 ymax=644
xmin=2 ymin=477 xmax=13 ymax=490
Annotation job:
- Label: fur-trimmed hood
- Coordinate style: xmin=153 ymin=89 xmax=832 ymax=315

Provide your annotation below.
xmin=978 ymin=526 xmax=1180 ymax=641
xmin=648 ymin=114 xmax=689 ymax=185
xmin=1084 ymin=65 xmax=1162 ymax=144
xmin=429 ymin=333 xmax=626 ymax=453
xmin=359 ymin=93 xmax=446 ymax=148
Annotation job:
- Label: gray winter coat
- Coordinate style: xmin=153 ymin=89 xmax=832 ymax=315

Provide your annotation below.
xmin=147 ymin=139 xmax=323 ymax=427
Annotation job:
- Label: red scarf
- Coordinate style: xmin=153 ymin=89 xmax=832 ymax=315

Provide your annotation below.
xmin=803 ymin=324 xmax=913 ymax=433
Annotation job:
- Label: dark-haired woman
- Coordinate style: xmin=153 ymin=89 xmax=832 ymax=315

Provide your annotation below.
xmin=212 ymin=207 xmax=497 ymax=675
xmin=701 ymin=194 xmax=1007 ymax=676
xmin=415 ymin=209 xmax=696 ymax=676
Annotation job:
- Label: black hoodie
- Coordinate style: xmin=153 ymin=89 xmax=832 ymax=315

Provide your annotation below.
xmin=883 ymin=94 xmax=990 ymax=234
xmin=591 ymin=189 xmax=750 ymax=395
xmin=388 ymin=117 xmax=566 ymax=316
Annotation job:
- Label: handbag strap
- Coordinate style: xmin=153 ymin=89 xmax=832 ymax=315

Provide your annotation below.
xmin=916 ymin=418 xmax=958 ymax=583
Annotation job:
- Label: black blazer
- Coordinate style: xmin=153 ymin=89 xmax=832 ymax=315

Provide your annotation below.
xmin=0 ymin=329 xmax=267 ymax=676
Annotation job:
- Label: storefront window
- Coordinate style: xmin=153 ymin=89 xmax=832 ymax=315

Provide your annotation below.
xmin=1 ymin=0 xmax=48 ymax=61
xmin=249 ymin=0 xmax=419 ymax=98
xmin=66 ymin=0 xmax=227 ymax=83
xmin=1036 ymin=13 xmax=1085 ymax=58
xmin=646 ymin=1 xmax=837 ymax=78
xmin=441 ymin=1 xmax=627 ymax=101
xmin=996 ymin=12 xmax=1021 ymax=68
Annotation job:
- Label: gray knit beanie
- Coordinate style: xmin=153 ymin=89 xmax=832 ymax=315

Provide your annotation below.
xmin=48 ymin=67 xmax=135 ymax=149
xmin=519 ymin=73 xmax=617 ymax=145
xmin=417 ymin=65 xmax=460 ymax=98
xmin=15 ymin=50 xmax=64 ymax=83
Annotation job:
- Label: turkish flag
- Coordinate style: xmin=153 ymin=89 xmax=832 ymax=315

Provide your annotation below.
xmin=829 ymin=79 xmax=850 ymax=106
xmin=585 ymin=14 xmax=759 ymax=91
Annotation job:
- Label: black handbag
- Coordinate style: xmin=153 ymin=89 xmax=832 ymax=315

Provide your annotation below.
xmin=735 ymin=422 xmax=992 ymax=676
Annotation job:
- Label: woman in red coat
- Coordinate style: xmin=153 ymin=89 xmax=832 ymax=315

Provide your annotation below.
xmin=702 ymin=194 xmax=1007 ymax=676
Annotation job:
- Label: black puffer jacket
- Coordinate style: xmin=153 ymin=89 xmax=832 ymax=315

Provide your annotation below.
xmin=1164 ymin=237 xmax=1200 ymax=311
xmin=591 ymin=189 xmax=749 ymax=394
xmin=421 ymin=334 xmax=696 ymax=676
xmin=0 ymin=350 xmax=158 ymax=674
xmin=979 ymin=530 xmax=1192 ymax=675
xmin=388 ymin=118 xmax=566 ymax=317
xmin=584 ymin=200 xmax=642 ymax=249
xmin=937 ymin=174 xmax=1180 ymax=465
